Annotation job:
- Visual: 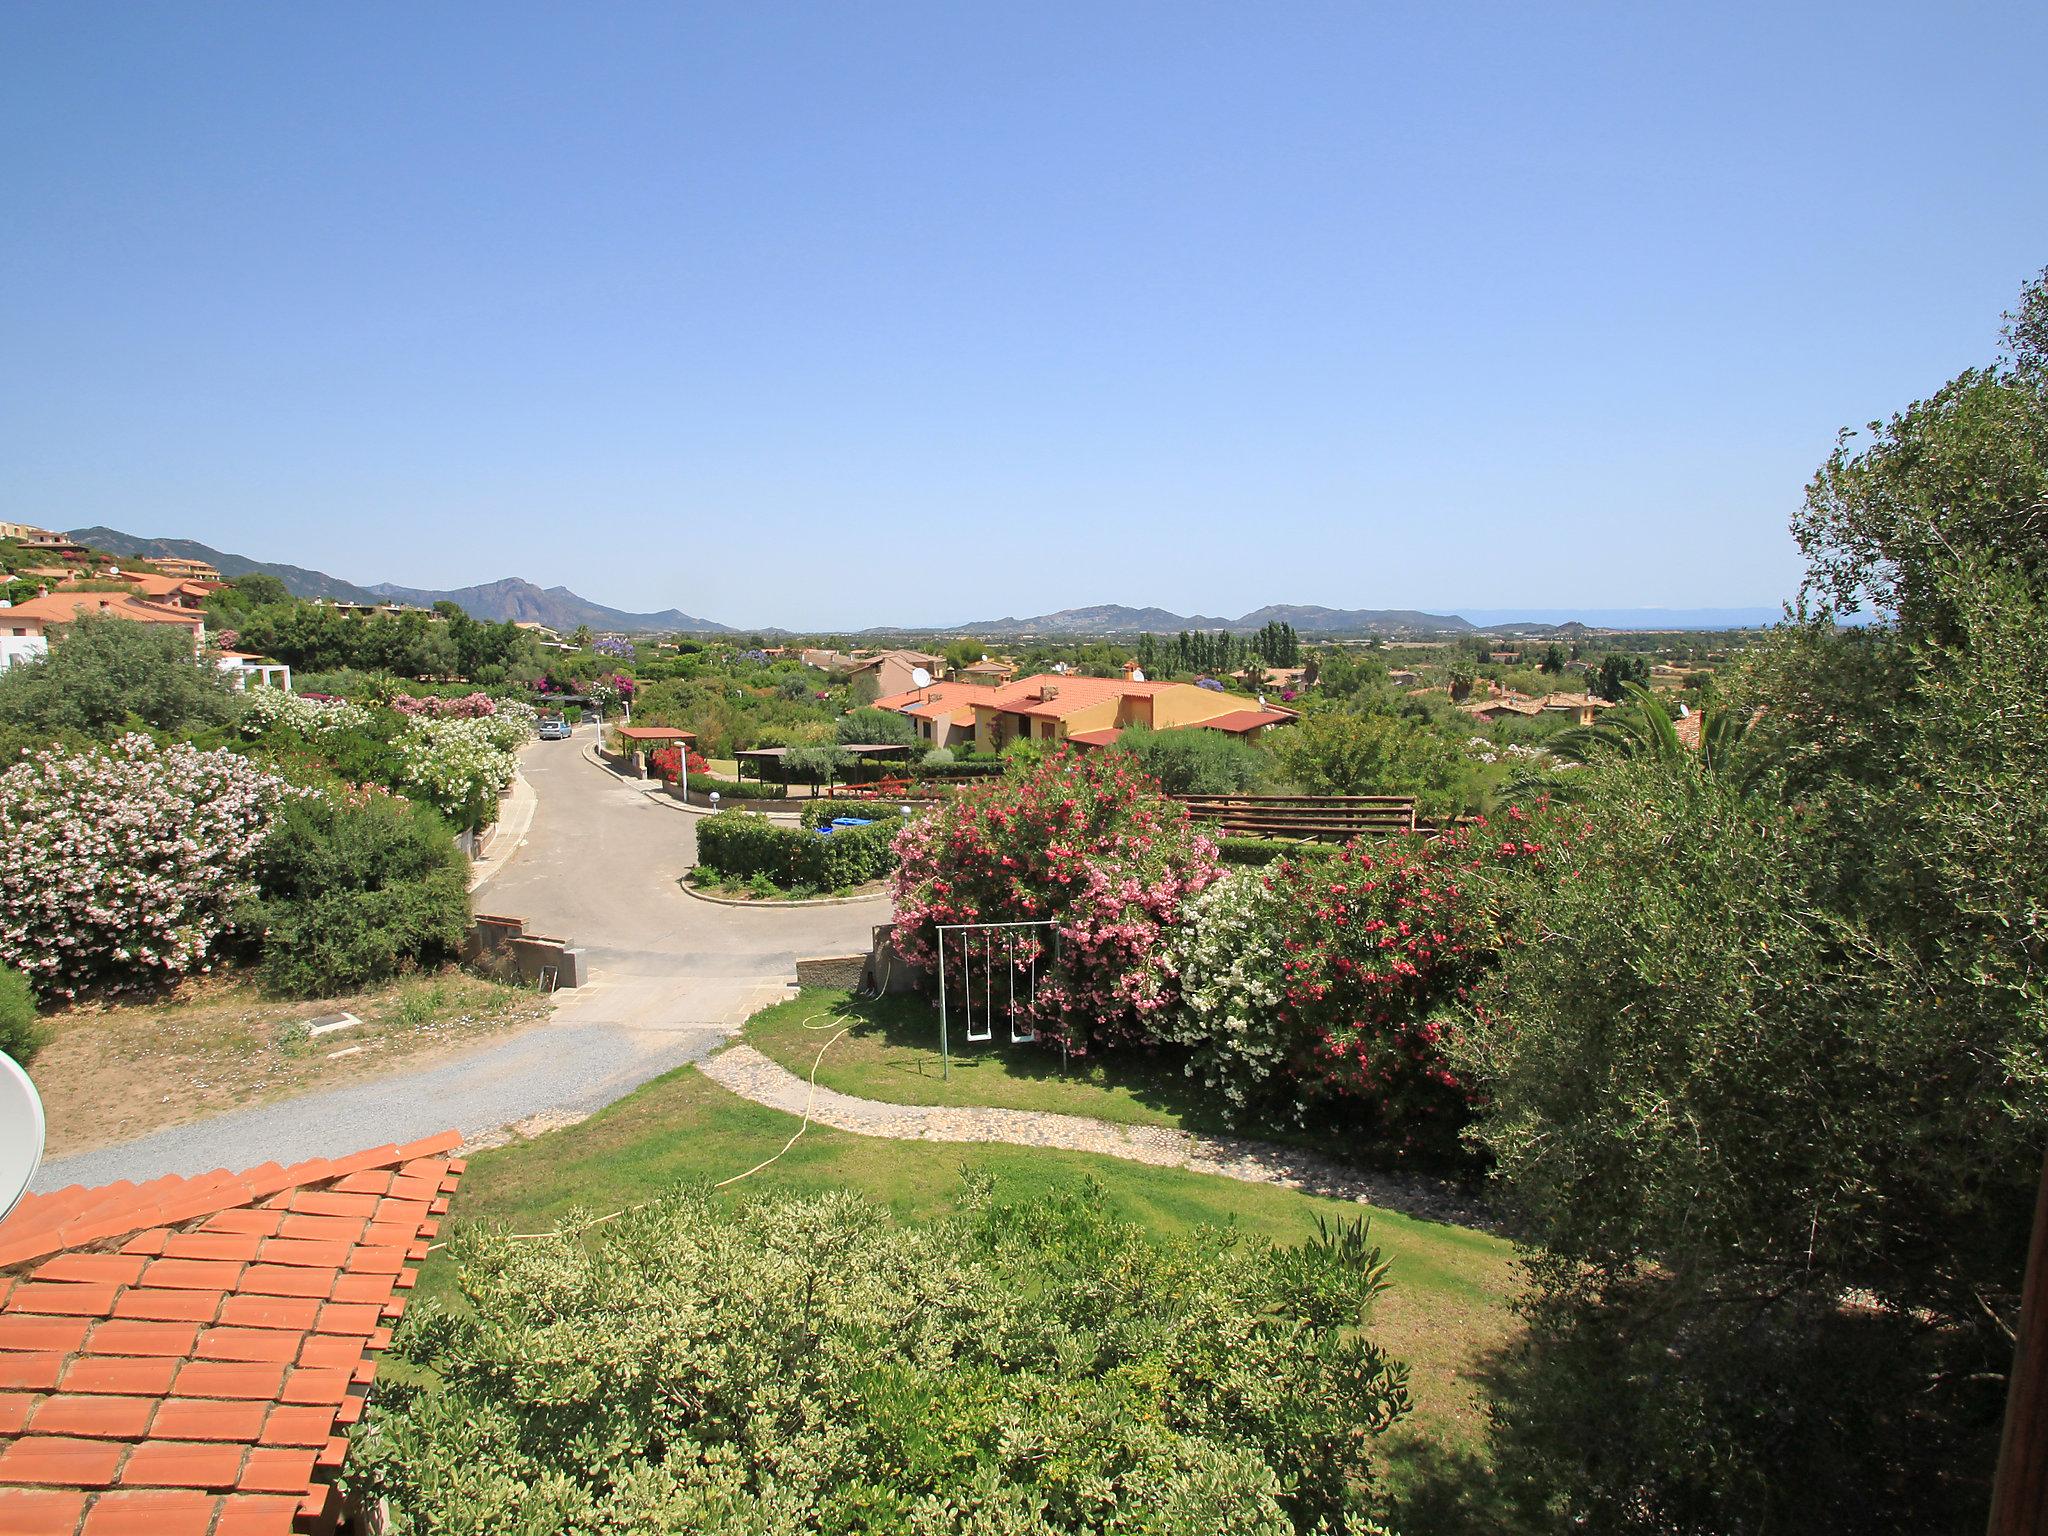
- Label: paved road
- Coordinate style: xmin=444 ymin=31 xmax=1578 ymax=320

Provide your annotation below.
xmin=34 ymin=726 xmax=888 ymax=1190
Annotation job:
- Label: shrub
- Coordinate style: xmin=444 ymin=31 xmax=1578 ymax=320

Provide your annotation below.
xmin=836 ymin=706 xmax=919 ymax=747
xmin=889 ymin=748 xmax=1222 ymax=1053
xmin=783 ymin=743 xmax=848 ymax=784
xmin=1164 ymin=827 xmax=1527 ymax=1151
xmin=397 ymin=714 xmax=529 ymax=831
xmin=1217 ymin=835 xmax=1339 ymax=867
xmin=0 ymin=735 xmax=298 ymax=999
xmin=0 ymin=967 xmax=45 ymax=1066
xmin=696 ymin=810 xmax=900 ymax=889
xmin=238 ymin=686 xmax=372 ymax=737
xmin=1114 ymin=723 xmax=1268 ymax=794
xmin=243 ymin=790 xmax=470 ymax=997
xmin=0 ymin=612 xmax=239 ymax=736
xmin=920 ymin=745 xmax=954 ymax=768
xmin=350 ymin=1180 xmax=1412 ymax=1534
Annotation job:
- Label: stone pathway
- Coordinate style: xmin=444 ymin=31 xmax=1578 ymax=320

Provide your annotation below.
xmin=698 ymin=1045 xmax=1496 ymax=1231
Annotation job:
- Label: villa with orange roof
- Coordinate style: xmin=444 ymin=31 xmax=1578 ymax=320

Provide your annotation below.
xmin=968 ymin=672 xmax=1296 ymax=752
xmin=871 ymin=680 xmax=993 ymax=749
xmin=0 ymin=593 xmax=206 ymax=671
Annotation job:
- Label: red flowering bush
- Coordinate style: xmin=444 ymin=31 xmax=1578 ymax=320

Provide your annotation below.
xmin=1165 ymin=819 xmax=1543 ymax=1153
xmin=888 ymin=748 xmax=1221 ymax=1053
xmin=650 ymin=745 xmax=710 ymax=780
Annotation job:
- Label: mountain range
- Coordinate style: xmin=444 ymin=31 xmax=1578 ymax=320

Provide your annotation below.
xmin=64 ymin=527 xmax=1780 ymax=635
xmin=68 ymin=529 xmax=733 ymax=633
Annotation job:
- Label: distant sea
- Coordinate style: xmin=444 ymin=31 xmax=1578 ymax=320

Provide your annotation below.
xmin=1457 ymin=606 xmax=1786 ymax=629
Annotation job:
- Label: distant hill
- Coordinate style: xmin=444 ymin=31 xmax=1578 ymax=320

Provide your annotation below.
xmin=1456 ymin=607 xmax=1782 ymax=631
xmin=67 ymin=528 xmax=733 ymax=633
xmin=940 ymin=603 xmax=1473 ymax=637
xmin=68 ymin=528 xmax=385 ymax=604
xmin=365 ymin=578 xmax=731 ymax=634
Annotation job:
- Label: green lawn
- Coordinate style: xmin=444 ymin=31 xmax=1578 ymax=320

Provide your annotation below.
xmin=425 ymin=1053 xmax=1519 ymax=1459
xmin=744 ymin=987 xmax=1241 ymax=1132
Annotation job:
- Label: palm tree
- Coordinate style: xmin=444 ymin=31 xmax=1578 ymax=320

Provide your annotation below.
xmin=1507 ymin=684 xmax=1758 ymax=799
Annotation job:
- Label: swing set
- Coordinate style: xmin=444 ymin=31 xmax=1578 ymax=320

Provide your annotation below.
xmin=934 ymin=920 xmax=1060 ymax=1080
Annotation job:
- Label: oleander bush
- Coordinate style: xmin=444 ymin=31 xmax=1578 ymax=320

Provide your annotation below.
xmin=238 ymin=685 xmax=373 ymax=736
xmin=0 ymin=735 xmax=299 ymax=999
xmin=242 ymin=788 xmax=470 ymax=996
xmin=350 ymin=1179 xmax=1412 ymax=1535
xmin=888 ymin=748 xmax=1222 ymax=1054
xmin=397 ymin=711 xmax=532 ymax=831
xmin=1163 ymin=825 xmax=1533 ymax=1154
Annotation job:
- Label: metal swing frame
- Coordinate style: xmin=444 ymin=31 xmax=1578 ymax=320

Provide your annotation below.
xmin=935 ymin=920 xmax=1058 ymax=1080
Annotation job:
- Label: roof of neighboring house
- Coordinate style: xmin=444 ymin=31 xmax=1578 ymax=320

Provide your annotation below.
xmin=1 ymin=594 xmax=205 ymax=630
xmin=1460 ymin=698 xmax=1544 ymax=718
xmin=1534 ymin=691 xmax=1617 ymax=711
xmin=1066 ymin=727 xmax=1124 ymax=748
xmin=875 ymin=681 xmax=995 ymax=727
xmin=843 ymin=649 xmax=943 ymax=675
xmin=1195 ymin=708 xmax=1299 ymax=734
xmin=958 ymin=660 xmax=1014 ymax=677
xmin=0 ymin=1132 xmax=464 ymax=1536
xmin=615 ymin=726 xmax=694 ymax=741
xmin=978 ymin=674 xmax=1173 ymax=721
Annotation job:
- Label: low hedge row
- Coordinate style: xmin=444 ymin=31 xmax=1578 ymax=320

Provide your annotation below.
xmin=697 ymin=810 xmax=902 ymax=889
xmin=1216 ymin=836 xmax=1341 ymax=867
xmin=678 ymin=774 xmax=787 ymax=801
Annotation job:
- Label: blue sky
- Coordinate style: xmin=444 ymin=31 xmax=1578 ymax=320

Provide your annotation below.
xmin=4 ymin=4 xmax=2044 ymax=629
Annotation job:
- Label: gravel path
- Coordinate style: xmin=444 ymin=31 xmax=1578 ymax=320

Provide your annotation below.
xmin=699 ymin=1044 xmax=1495 ymax=1231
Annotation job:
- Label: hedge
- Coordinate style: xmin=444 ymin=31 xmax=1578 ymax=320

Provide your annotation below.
xmin=696 ymin=810 xmax=901 ymax=889
xmin=1217 ymin=835 xmax=1341 ymax=867
xmin=798 ymin=800 xmax=920 ymax=830
xmin=681 ymin=774 xmax=787 ymax=801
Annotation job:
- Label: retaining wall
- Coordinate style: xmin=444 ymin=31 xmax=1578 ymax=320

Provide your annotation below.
xmin=464 ymin=912 xmax=586 ymax=990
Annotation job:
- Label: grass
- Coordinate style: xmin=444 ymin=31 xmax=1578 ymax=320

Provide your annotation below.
xmin=424 ymin=1044 xmax=1520 ymax=1459
xmin=32 ymin=968 xmax=551 ymax=1155
xmin=743 ymin=987 xmax=1234 ymax=1132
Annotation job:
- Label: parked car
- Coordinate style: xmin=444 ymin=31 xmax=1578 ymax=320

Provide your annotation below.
xmin=537 ymin=716 xmax=571 ymax=740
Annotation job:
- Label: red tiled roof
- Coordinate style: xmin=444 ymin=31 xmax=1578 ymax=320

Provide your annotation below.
xmin=0 ymin=1133 xmax=464 ymax=1536
xmin=1195 ymin=709 xmax=1296 ymax=734
xmin=614 ymin=726 xmax=693 ymax=742
xmin=984 ymin=674 xmax=1171 ymax=721
xmin=1066 ymin=728 xmax=1123 ymax=748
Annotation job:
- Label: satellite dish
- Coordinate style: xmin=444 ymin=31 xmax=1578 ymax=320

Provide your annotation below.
xmin=1677 ymin=703 xmax=1691 ymax=718
xmin=0 ymin=1053 xmax=45 ymax=1225
xmin=910 ymin=666 xmax=932 ymax=689
xmin=1130 ymin=668 xmax=1145 ymax=683
xmin=1053 ymin=662 xmax=1068 ymax=675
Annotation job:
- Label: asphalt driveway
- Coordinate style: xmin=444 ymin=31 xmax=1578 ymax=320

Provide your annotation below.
xmin=33 ymin=725 xmax=887 ymax=1189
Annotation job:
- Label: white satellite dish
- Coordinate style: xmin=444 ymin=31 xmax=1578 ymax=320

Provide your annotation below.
xmin=0 ymin=1053 xmax=46 ymax=1225
xmin=909 ymin=666 xmax=932 ymax=690
xmin=1130 ymin=668 xmax=1145 ymax=683
xmin=1053 ymin=662 xmax=1068 ymax=675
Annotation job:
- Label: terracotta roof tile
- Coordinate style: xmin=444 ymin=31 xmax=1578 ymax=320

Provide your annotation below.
xmin=0 ymin=1137 xmax=463 ymax=1534
xmin=0 ymin=1486 xmax=90 ymax=1534
xmin=78 ymin=1488 xmax=215 ymax=1535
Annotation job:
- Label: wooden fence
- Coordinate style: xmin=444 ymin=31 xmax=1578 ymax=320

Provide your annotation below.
xmin=1172 ymin=793 xmax=1419 ymax=842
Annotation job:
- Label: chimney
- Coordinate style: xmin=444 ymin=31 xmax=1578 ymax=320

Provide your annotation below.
xmin=1039 ymin=683 xmax=1059 ymax=702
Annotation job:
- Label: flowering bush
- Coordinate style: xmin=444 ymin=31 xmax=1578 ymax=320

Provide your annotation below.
xmin=0 ymin=735 xmax=298 ymax=999
xmin=584 ymin=672 xmax=635 ymax=711
xmin=889 ymin=748 xmax=1221 ymax=1052
xmin=237 ymin=686 xmax=372 ymax=737
xmin=391 ymin=691 xmax=498 ymax=718
xmin=397 ymin=713 xmax=529 ymax=831
xmin=649 ymin=745 xmax=711 ymax=780
xmin=1164 ymin=824 xmax=1538 ymax=1152
xmin=592 ymin=636 xmax=635 ymax=661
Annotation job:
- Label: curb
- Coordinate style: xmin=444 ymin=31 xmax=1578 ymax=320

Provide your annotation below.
xmin=583 ymin=742 xmax=808 ymax=822
xmin=677 ymin=880 xmax=889 ymax=910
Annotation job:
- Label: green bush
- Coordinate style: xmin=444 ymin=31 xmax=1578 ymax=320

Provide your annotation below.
xmin=688 ymin=774 xmax=786 ymax=801
xmin=1217 ymin=836 xmax=1339 ymax=867
xmin=245 ymin=791 xmax=470 ymax=996
xmin=351 ymin=1180 xmax=1412 ymax=1534
xmin=1114 ymin=723 xmax=1269 ymax=794
xmin=0 ymin=967 xmax=45 ymax=1066
xmin=0 ymin=612 xmax=238 ymax=737
xmin=697 ymin=809 xmax=901 ymax=889
xmin=835 ymin=706 xmax=919 ymax=747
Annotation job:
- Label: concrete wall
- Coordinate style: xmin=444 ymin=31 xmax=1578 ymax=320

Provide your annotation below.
xmin=795 ymin=954 xmax=867 ymax=991
xmin=463 ymin=912 xmax=585 ymax=990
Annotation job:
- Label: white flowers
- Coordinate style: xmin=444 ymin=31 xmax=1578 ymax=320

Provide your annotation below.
xmin=397 ymin=711 xmax=534 ymax=830
xmin=239 ymin=687 xmax=371 ymax=737
xmin=0 ymin=735 xmax=300 ymax=998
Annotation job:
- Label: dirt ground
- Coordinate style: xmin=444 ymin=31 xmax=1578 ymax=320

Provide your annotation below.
xmin=30 ymin=969 xmax=554 ymax=1156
